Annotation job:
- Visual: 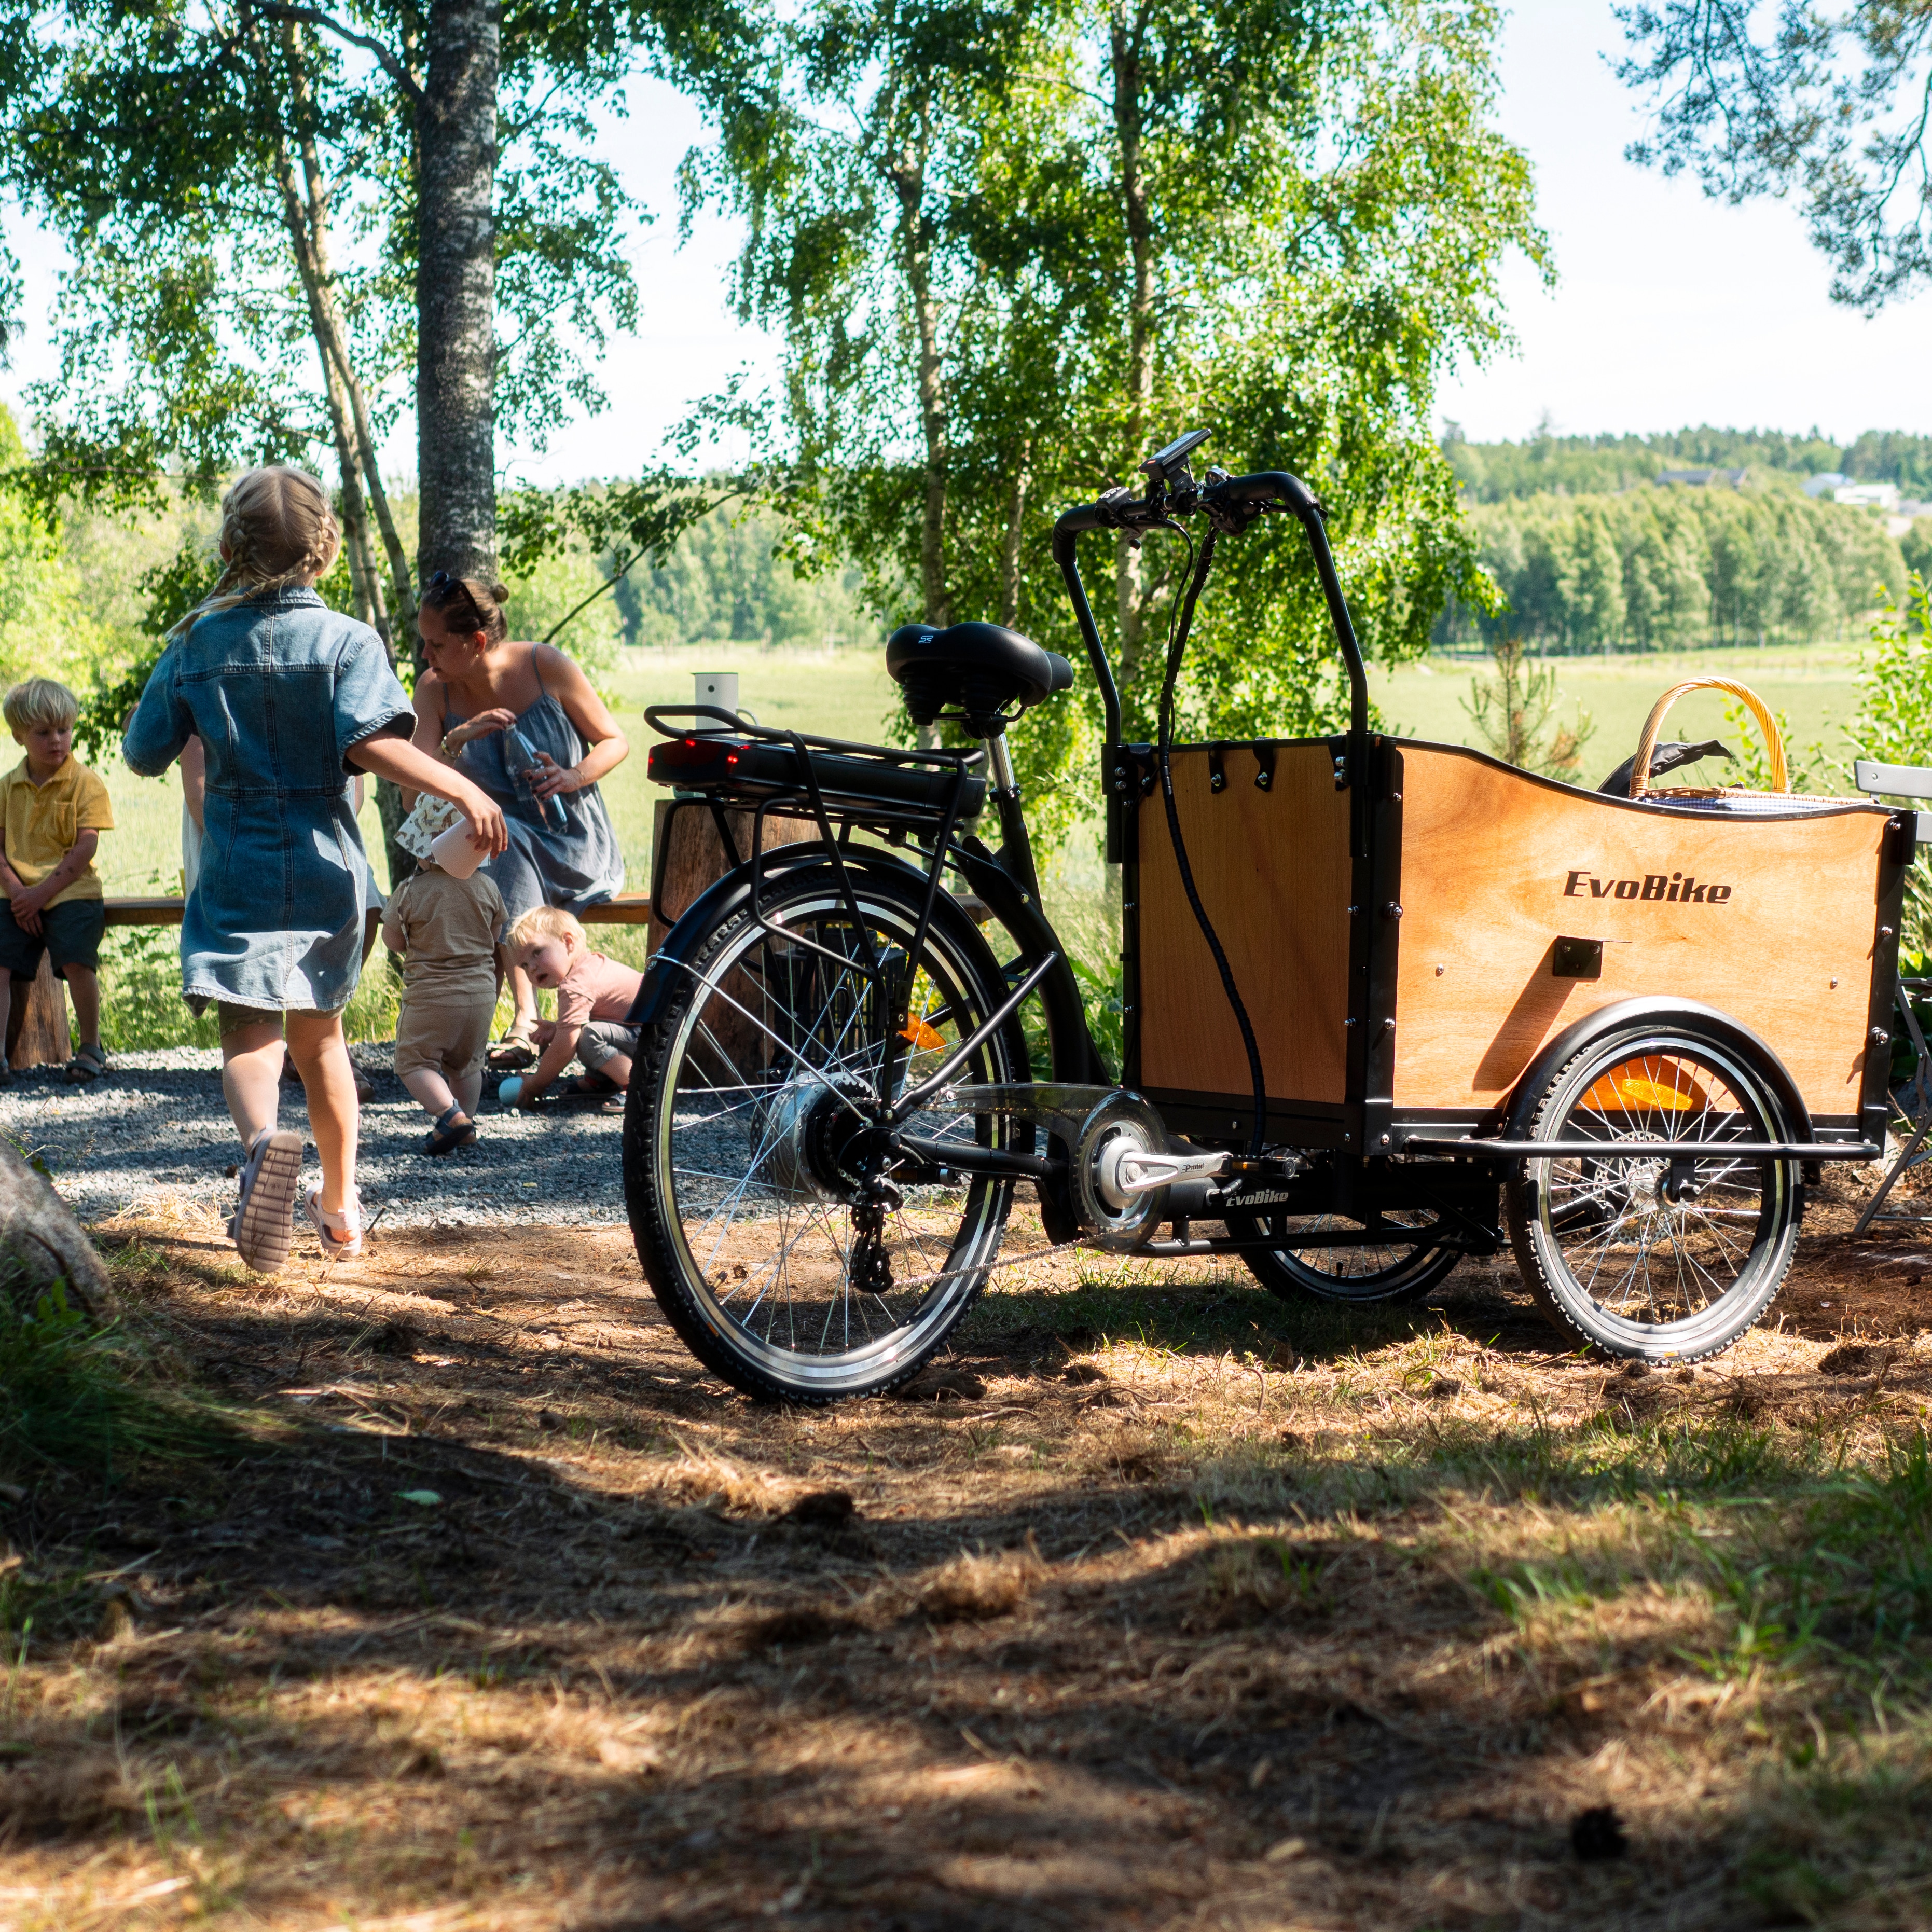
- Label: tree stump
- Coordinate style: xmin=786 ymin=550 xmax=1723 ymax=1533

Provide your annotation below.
xmin=6 ymin=954 xmax=70 ymax=1071
xmin=0 ymin=1135 xmax=106 ymax=1320
xmin=646 ymin=799 xmax=819 ymax=956
xmin=648 ymin=799 xmax=821 ymax=1070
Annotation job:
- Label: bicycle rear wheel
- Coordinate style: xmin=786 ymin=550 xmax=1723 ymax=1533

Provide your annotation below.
xmin=624 ymin=864 xmax=1030 ymax=1401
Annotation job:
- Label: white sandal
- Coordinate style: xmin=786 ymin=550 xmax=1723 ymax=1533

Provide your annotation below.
xmin=229 ymin=1129 xmax=302 ymax=1273
xmin=305 ymin=1186 xmax=364 ymax=1261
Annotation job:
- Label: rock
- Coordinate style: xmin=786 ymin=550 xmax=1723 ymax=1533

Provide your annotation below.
xmin=0 ymin=1136 xmax=107 ymax=1320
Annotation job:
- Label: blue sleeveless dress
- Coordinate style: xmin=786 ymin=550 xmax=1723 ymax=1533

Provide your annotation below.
xmin=445 ymin=653 xmax=625 ymax=920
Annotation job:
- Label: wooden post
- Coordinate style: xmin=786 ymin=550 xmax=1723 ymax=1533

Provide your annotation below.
xmin=6 ymin=953 xmax=70 ymax=1070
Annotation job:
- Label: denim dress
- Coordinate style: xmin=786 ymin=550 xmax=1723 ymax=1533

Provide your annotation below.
xmin=123 ymin=588 xmax=414 ymax=1014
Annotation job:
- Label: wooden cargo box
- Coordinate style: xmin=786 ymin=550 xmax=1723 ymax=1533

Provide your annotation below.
xmin=1134 ymin=738 xmax=1898 ymax=1138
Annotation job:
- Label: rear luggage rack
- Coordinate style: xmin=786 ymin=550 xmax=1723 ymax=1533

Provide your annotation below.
xmin=645 ymin=705 xmax=987 ymax=824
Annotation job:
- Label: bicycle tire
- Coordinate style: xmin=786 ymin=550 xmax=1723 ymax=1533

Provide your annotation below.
xmin=623 ymin=862 xmax=1030 ymax=1402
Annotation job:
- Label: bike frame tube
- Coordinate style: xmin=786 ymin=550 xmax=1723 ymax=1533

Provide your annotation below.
xmin=1053 ymin=468 xmax=1372 ymax=863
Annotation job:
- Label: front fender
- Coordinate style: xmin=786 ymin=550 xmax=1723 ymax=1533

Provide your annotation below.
xmin=1499 ymin=996 xmax=1813 ymax=1144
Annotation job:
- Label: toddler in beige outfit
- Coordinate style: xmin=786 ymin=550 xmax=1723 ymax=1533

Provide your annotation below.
xmin=382 ymin=800 xmax=509 ymax=1155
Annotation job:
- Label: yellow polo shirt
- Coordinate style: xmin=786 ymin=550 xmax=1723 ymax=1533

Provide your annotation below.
xmin=1 ymin=755 xmax=114 ymax=906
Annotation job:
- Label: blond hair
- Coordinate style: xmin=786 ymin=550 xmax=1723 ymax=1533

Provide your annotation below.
xmin=171 ymin=466 xmax=342 ymax=642
xmin=3 ymin=678 xmax=79 ymax=735
xmin=507 ymin=904 xmax=585 ymax=954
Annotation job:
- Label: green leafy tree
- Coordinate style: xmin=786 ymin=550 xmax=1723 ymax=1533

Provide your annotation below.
xmin=689 ymin=0 xmax=1546 ymax=844
xmin=1852 ymin=577 xmax=1932 ymax=945
xmin=1440 ymin=485 xmax=1905 ymax=652
xmin=1460 ymin=636 xmax=1594 ymax=779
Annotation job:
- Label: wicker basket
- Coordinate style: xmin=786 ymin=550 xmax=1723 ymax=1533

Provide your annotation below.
xmin=1630 ymin=677 xmax=1839 ymax=816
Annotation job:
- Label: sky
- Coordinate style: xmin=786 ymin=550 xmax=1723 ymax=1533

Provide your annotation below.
xmin=1434 ymin=1 xmax=1932 ymax=446
xmin=3 ymin=0 xmax=1928 ymax=482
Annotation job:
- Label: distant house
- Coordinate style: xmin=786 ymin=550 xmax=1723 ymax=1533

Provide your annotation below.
xmin=1804 ymin=472 xmax=1848 ymax=497
xmin=1832 ymin=481 xmax=1901 ymax=512
xmin=1659 ymin=467 xmax=1748 ymax=488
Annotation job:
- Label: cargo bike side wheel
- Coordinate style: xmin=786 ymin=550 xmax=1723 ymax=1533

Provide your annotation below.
xmin=623 ymin=865 xmax=1031 ymax=1403
xmin=1501 ymin=1019 xmax=1802 ymax=1363
xmin=1227 ymin=1201 xmax=1460 ymax=1306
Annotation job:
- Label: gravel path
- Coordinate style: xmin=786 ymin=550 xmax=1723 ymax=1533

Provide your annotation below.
xmin=3 ymin=1046 xmax=632 ymax=1232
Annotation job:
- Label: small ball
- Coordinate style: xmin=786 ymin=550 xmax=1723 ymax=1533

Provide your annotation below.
xmin=498 ymin=1076 xmax=524 ymax=1109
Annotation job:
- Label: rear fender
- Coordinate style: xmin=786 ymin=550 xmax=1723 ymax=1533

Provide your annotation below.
xmin=1499 ymin=996 xmax=1813 ymax=1144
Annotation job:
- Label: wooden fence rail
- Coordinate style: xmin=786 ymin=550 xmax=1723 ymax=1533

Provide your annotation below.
xmin=6 ymin=893 xmax=653 ymax=1072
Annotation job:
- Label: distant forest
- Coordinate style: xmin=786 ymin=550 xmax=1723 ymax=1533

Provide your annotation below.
xmin=1437 ymin=423 xmax=1932 ymax=652
xmin=611 ymin=501 xmax=872 ymax=653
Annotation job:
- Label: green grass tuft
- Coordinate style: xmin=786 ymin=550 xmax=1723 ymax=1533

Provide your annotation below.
xmin=0 ymin=1284 xmax=238 ymax=1484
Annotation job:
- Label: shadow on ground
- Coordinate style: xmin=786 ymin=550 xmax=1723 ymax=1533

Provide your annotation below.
xmin=3 ymin=1189 xmax=1931 ymax=1928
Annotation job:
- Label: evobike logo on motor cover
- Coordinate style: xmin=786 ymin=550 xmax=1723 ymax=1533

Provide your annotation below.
xmin=1562 ymin=869 xmax=1733 ymax=904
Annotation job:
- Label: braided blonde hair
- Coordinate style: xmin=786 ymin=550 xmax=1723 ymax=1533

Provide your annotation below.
xmin=170 ymin=466 xmax=341 ymax=640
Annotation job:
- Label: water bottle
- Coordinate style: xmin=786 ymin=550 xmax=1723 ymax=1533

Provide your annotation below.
xmin=508 ymin=726 xmax=569 ymax=832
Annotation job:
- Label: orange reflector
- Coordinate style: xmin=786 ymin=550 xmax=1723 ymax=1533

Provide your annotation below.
xmin=901 ymin=1019 xmax=946 ymax=1051
xmin=1583 ymin=1060 xmax=1709 ymax=1115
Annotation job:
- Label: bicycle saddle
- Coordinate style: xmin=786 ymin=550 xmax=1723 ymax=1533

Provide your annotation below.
xmin=886 ymin=620 xmax=1074 ymax=736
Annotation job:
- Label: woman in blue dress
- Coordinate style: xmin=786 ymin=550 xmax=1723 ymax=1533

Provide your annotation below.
xmin=407 ymin=574 xmax=629 ymax=1064
xmin=124 ymin=467 xmax=506 ymax=1271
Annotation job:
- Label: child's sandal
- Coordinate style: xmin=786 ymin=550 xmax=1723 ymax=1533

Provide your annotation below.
xmin=486 ymin=1029 xmax=539 ymax=1072
xmin=305 ymin=1187 xmax=364 ymax=1262
xmin=64 ymin=1044 xmax=107 ymax=1083
xmin=424 ymin=1106 xmax=478 ymax=1157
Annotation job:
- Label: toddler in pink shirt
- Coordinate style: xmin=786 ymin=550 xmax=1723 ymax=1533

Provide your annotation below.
xmin=503 ymin=905 xmax=642 ymax=1107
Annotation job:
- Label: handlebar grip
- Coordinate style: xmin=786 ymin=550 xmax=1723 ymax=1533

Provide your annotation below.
xmin=1209 ymin=470 xmax=1318 ymax=514
xmin=1053 ymin=501 xmax=1111 ymax=537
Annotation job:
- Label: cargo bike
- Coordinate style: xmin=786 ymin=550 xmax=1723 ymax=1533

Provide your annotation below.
xmin=622 ymin=430 xmax=1912 ymax=1402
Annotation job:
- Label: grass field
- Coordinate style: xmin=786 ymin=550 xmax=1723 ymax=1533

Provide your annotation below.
xmin=86 ymin=636 xmax=1871 ymax=903
xmin=1374 ymin=639 xmax=1865 ymax=782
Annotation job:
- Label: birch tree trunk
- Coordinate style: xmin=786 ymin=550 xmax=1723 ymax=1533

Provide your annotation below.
xmin=285 ymin=25 xmax=414 ymax=634
xmin=998 ymin=447 xmax=1029 ymax=629
xmin=891 ymin=138 xmax=951 ymax=629
xmin=1110 ymin=9 xmax=1157 ymax=703
xmin=416 ymin=0 xmax=501 ymax=584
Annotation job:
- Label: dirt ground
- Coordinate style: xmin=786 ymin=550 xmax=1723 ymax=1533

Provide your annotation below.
xmin=5 ymin=1168 xmax=1932 ymax=1931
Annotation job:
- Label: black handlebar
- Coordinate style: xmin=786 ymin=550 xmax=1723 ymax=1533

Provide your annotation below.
xmin=1050 ymin=466 xmax=1370 ymax=768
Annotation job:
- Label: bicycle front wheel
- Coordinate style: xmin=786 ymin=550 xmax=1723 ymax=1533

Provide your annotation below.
xmin=624 ymin=864 xmax=1030 ymax=1401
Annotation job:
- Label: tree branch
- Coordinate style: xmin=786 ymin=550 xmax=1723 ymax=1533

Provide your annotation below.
xmin=250 ymin=4 xmax=423 ymax=104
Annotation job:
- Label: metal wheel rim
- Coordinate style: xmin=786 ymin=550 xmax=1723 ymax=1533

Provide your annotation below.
xmin=1526 ymin=1031 xmax=1790 ymax=1348
xmin=1260 ymin=1209 xmax=1451 ymax=1291
xmin=652 ymin=888 xmax=1017 ymax=1392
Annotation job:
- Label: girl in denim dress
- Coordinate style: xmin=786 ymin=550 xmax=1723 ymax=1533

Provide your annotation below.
xmin=124 ymin=466 xmax=507 ymax=1273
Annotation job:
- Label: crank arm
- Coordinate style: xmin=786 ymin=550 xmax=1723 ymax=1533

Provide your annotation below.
xmin=1102 ymin=1144 xmax=1234 ymax=1197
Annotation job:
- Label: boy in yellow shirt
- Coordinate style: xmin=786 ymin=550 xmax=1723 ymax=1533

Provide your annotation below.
xmin=0 ymin=679 xmax=115 ymax=1083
